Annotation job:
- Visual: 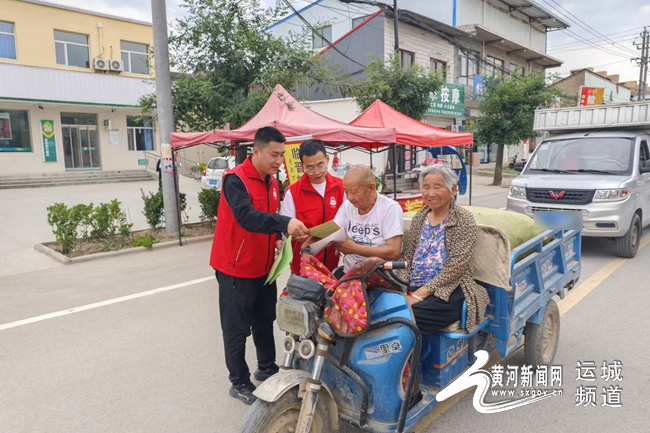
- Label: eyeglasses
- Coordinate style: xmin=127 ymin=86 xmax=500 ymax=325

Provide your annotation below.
xmin=303 ymin=161 xmax=328 ymax=173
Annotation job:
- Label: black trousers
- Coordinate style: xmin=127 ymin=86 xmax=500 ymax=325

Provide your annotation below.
xmin=409 ymin=285 xmax=465 ymax=334
xmin=216 ymin=271 xmax=277 ymax=386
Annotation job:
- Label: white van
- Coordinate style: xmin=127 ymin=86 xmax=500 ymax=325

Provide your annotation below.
xmin=507 ymin=102 xmax=650 ymax=258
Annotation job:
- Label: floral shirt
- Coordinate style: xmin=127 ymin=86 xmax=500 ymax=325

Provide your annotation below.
xmin=409 ymin=219 xmax=448 ymax=287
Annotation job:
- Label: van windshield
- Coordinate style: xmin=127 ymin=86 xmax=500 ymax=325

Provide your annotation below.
xmin=526 ymin=137 xmax=634 ymax=176
xmin=208 ymin=159 xmax=229 ymax=170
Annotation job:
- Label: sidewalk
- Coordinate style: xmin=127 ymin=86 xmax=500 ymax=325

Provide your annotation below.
xmin=0 ymin=176 xmax=204 ymax=279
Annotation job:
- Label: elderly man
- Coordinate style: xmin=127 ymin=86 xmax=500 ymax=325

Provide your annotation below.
xmin=333 ymin=165 xmax=404 ymax=273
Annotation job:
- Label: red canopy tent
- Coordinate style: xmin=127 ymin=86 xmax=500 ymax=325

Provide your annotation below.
xmin=170 ymin=84 xmax=396 ymax=148
xmin=349 ymin=99 xmax=473 ymax=147
xmin=350 ymin=99 xmax=475 ymax=203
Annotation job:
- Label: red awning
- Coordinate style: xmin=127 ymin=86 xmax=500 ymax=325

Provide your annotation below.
xmin=350 ymin=100 xmax=473 ymax=147
xmin=170 ymin=85 xmax=396 ymax=148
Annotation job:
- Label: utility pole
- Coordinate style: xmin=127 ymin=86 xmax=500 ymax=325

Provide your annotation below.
xmin=635 ymin=27 xmax=649 ymax=101
xmin=393 ymin=0 xmax=399 ymax=52
xmin=151 ymin=0 xmax=180 ymax=234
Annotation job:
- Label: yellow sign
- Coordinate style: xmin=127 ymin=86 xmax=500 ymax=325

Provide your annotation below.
xmin=284 ymin=143 xmax=304 ymax=185
xmin=578 ymin=87 xmax=605 ymax=106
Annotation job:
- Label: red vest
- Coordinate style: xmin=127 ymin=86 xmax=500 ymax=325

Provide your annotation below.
xmin=288 ymin=173 xmax=344 ymax=274
xmin=210 ymin=157 xmax=281 ymax=278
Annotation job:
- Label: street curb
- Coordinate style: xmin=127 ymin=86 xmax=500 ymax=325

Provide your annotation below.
xmin=476 ymin=170 xmax=518 ymax=179
xmin=34 ymin=243 xmax=71 ymax=264
xmin=34 ymin=234 xmax=214 ymax=265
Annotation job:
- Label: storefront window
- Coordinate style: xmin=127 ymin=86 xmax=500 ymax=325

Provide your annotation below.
xmin=127 ymin=116 xmax=154 ymax=151
xmin=0 ymin=109 xmax=32 ymax=152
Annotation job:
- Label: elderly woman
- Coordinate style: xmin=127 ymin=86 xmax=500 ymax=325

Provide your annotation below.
xmin=399 ymin=164 xmax=490 ymax=333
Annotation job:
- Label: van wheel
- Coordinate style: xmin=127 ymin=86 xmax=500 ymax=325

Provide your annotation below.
xmin=524 ymin=300 xmax=560 ymax=367
xmin=614 ymin=213 xmax=641 ymax=258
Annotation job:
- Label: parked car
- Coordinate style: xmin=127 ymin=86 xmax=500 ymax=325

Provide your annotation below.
xmin=201 ymin=157 xmax=233 ymax=189
xmin=507 ymin=107 xmax=650 ymax=258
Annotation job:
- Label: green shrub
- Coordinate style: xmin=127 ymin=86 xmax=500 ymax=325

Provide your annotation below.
xmin=141 ymin=189 xmax=188 ymax=228
xmin=74 ymin=203 xmax=94 ymax=239
xmin=141 ymin=189 xmax=164 ymax=229
xmin=132 ymin=234 xmax=156 ymax=249
xmin=198 ymin=188 xmax=221 ymax=222
xmin=46 ymin=203 xmax=80 ymax=254
xmin=91 ymin=200 xmax=132 ymax=240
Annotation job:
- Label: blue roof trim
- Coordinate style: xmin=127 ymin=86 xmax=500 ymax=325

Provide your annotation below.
xmin=264 ymin=0 xmax=326 ymax=32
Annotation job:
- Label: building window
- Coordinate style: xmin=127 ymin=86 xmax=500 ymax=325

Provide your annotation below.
xmin=121 ymin=41 xmax=150 ymax=75
xmin=0 ymin=21 xmax=16 ymax=60
xmin=458 ymin=50 xmax=478 ymax=86
xmin=312 ymin=25 xmax=332 ymax=49
xmin=127 ymin=116 xmax=154 ymax=151
xmin=400 ymin=49 xmax=415 ymax=67
xmin=485 ymin=56 xmax=504 ymax=77
xmin=510 ymin=63 xmax=525 ymax=77
xmin=54 ymin=30 xmax=90 ymax=68
xmin=430 ymin=58 xmax=447 ymax=79
xmin=352 ymin=15 xmax=371 ymax=27
xmin=0 ymin=109 xmax=31 ymax=152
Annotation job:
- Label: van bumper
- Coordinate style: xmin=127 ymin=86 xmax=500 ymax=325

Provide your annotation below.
xmin=506 ymin=196 xmax=636 ymax=238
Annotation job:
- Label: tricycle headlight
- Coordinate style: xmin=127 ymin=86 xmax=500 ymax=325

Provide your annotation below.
xmin=277 ymin=297 xmax=319 ymax=338
xmin=593 ymin=189 xmax=630 ymax=202
xmin=509 ymin=186 xmax=526 ymax=199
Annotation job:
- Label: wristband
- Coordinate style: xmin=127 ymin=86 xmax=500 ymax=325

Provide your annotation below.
xmin=410 ymin=293 xmax=424 ymax=302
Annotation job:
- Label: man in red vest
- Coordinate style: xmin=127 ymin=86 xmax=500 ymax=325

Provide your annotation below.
xmin=211 ymin=126 xmax=308 ymax=404
xmin=280 ymin=139 xmax=345 ymax=274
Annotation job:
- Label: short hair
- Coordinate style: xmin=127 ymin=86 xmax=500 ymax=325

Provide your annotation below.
xmin=346 ymin=164 xmax=375 ymax=185
xmin=253 ymin=127 xmax=286 ymax=149
xmin=299 ymin=139 xmax=327 ymax=161
xmin=420 ymin=164 xmax=458 ymax=193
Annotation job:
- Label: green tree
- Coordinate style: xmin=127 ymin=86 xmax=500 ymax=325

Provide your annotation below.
xmin=474 ymin=72 xmax=561 ymax=185
xmin=140 ymin=0 xmax=351 ymax=136
xmin=352 ymin=53 xmax=443 ymax=120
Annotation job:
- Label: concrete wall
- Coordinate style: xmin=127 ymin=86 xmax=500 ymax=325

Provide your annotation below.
xmin=554 ymin=70 xmax=632 ymax=105
xmin=0 ymin=100 xmax=158 ymax=175
xmin=383 ymin=16 xmax=457 ymax=81
xmin=0 ymin=0 xmax=153 ymax=79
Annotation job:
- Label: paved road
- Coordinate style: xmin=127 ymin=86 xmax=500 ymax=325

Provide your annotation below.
xmin=1 ymin=177 xmax=647 ymax=433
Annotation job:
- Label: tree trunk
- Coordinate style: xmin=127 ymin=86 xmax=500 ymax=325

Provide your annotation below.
xmin=235 ymin=142 xmax=248 ymax=164
xmin=492 ymin=143 xmax=505 ymax=186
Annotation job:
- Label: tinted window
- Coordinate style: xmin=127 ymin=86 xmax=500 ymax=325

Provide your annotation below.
xmin=208 ymin=159 xmax=229 ymax=169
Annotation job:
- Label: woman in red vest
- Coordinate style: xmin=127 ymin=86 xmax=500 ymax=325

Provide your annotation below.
xmin=211 ymin=127 xmax=308 ymax=405
xmin=280 ymin=140 xmax=345 ymax=274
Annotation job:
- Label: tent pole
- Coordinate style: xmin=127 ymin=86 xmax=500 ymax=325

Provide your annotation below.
xmin=171 ymin=150 xmax=183 ymax=246
xmin=469 ymin=148 xmax=473 ymax=207
xmin=392 ymin=143 xmax=397 ymax=200
xmin=370 ymin=150 xmax=373 ymax=171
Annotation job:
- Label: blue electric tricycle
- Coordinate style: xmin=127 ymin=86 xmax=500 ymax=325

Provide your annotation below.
xmin=239 ymin=227 xmax=581 ymax=433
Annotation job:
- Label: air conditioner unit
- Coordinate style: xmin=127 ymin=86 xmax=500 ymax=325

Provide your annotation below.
xmin=109 ymin=59 xmax=124 ymax=72
xmin=93 ymin=57 xmax=109 ymax=71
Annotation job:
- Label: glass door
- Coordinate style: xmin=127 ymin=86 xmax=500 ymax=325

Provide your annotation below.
xmin=61 ymin=113 xmax=101 ymax=170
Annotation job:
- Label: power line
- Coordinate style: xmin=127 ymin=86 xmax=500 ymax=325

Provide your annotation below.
xmin=548 ymin=33 xmax=639 ymax=51
xmin=548 ymin=27 xmax=643 ymax=50
xmin=537 ymin=0 xmax=639 ymax=57
xmin=550 ymin=38 xmax=636 ymax=54
xmin=280 ymin=0 xmax=368 ymax=69
xmin=560 ymin=28 xmax=635 ymax=59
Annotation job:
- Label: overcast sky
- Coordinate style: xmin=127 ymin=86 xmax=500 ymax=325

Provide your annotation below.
xmin=47 ymin=0 xmax=648 ymax=83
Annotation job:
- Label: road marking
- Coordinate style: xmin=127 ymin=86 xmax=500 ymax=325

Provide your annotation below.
xmin=559 ymin=234 xmax=650 ymax=316
xmin=0 ymin=276 xmax=213 ymax=332
xmin=416 ymin=234 xmax=650 ymax=431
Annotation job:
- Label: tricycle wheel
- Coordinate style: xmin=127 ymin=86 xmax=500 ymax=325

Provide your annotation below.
xmin=524 ymin=300 xmax=560 ymax=366
xmin=614 ymin=213 xmax=641 ymax=258
xmin=238 ymin=387 xmax=334 ymax=433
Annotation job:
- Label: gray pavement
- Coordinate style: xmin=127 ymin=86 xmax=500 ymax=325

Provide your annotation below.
xmin=2 ymin=175 xmax=647 ymax=433
xmin=0 ymin=175 xmax=204 ymax=278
